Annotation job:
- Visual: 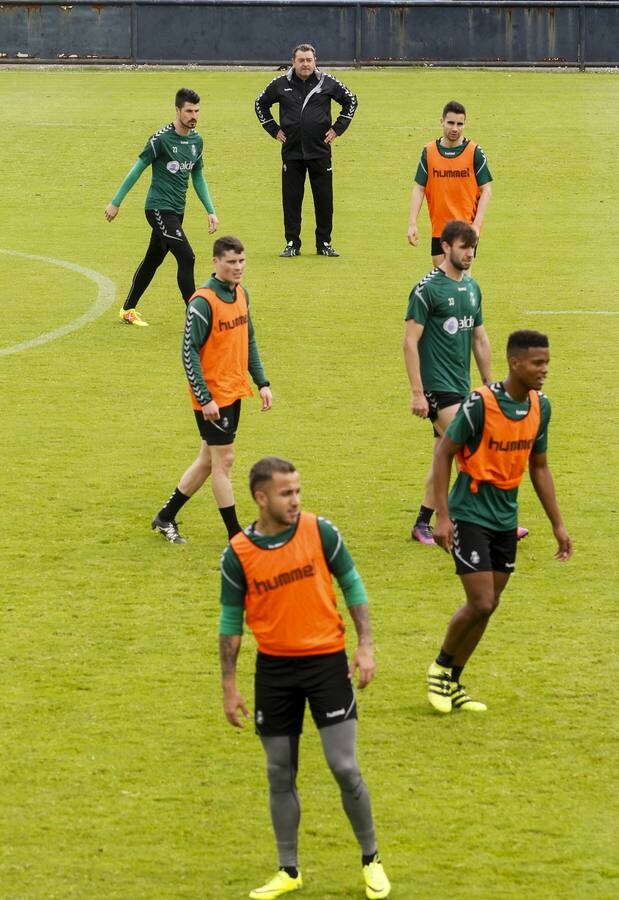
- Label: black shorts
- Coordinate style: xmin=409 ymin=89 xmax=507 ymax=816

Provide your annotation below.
xmin=145 ymin=208 xmax=192 ymax=253
xmin=254 ymin=650 xmax=357 ymax=736
xmin=425 ymin=391 xmax=464 ymax=437
xmin=194 ymin=399 xmax=241 ymax=446
xmin=452 ymin=519 xmax=517 ymax=575
xmin=431 ymin=236 xmax=479 ymax=258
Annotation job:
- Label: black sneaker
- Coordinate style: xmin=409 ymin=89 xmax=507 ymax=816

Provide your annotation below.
xmin=151 ymin=515 xmax=187 ymax=544
xmin=317 ymin=242 xmax=340 ymax=257
xmin=279 ymin=242 xmax=300 ymax=257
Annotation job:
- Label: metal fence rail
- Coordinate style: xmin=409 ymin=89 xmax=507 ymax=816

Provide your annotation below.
xmin=1 ymin=1 xmax=618 ymax=68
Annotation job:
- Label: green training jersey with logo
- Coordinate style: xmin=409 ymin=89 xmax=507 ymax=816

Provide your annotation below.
xmin=405 ymin=268 xmax=483 ymax=394
xmin=138 ymin=123 xmax=204 ymax=213
xmin=446 ymin=382 xmax=551 ymax=530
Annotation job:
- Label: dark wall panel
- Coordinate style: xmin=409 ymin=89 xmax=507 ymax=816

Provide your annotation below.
xmin=584 ymin=5 xmax=619 ymax=61
xmin=361 ymin=5 xmax=580 ymax=64
xmin=0 ymin=2 xmax=617 ymax=67
xmin=135 ymin=3 xmax=356 ymax=62
xmin=0 ymin=4 xmax=131 ymax=60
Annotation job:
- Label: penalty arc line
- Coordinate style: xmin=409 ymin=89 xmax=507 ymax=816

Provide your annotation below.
xmin=0 ymin=248 xmax=116 ymax=358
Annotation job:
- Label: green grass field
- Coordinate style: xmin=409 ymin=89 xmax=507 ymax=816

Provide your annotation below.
xmin=1 ymin=66 xmax=618 ymax=899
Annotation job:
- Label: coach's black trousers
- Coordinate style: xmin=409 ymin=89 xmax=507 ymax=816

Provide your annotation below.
xmin=282 ymin=157 xmax=333 ymax=250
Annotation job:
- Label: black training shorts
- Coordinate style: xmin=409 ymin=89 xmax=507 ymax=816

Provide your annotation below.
xmin=424 ymin=390 xmax=465 ymax=424
xmin=425 ymin=391 xmax=464 ymax=439
xmin=194 ymin=399 xmax=241 ymax=446
xmin=145 ymin=208 xmax=191 ymax=252
xmin=254 ymin=650 xmax=357 ymax=736
xmin=452 ymin=519 xmax=517 ymax=575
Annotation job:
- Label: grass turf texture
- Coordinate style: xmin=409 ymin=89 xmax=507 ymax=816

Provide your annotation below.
xmin=1 ymin=67 xmax=618 ymax=898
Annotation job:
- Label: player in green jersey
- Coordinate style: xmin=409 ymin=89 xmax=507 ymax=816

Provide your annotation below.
xmin=407 ymin=100 xmax=492 ymax=266
xmin=403 ymin=220 xmax=492 ymax=545
xmin=426 ymin=330 xmax=573 ymax=713
xmin=105 ymin=88 xmax=219 ymax=326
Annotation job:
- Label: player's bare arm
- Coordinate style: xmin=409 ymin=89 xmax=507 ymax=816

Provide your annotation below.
xmin=403 ymin=319 xmax=429 ymax=417
xmin=407 ymin=183 xmax=425 ymax=246
xmin=348 ymin=603 xmax=375 ymax=689
xmin=472 ymin=325 xmax=492 ymax=385
xmin=433 ymin=436 xmax=460 ymax=552
xmin=220 ymin=634 xmax=251 ymax=727
xmin=471 ymin=183 xmax=492 ymax=235
xmin=528 ymin=452 xmax=573 ymax=561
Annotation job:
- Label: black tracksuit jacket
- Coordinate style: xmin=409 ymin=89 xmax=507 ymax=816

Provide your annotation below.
xmin=255 ymin=67 xmax=357 ymax=160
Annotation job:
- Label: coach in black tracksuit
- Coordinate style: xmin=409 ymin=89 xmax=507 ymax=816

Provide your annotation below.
xmin=255 ymin=43 xmax=357 ymax=257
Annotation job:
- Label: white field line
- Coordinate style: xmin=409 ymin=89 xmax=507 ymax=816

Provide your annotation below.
xmin=0 ymin=248 xmax=116 ymax=357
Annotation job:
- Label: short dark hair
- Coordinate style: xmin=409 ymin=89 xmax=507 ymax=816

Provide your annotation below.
xmin=249 ymin=457 xmax=297 ymax=497
xmin=507 ymin=330 xmax=549 ymax=357
xmin=213 ymin=235 xmax=244 ymax=257
xmin=292 ymin=43 xmax=316 ymax=58
xmin=440 ymin=220 xmax=478 ymax=248
xmin=442 ymin=100 xmax=466 ymax=118
xmin=175 ymin=87 xmax=200 ymax=108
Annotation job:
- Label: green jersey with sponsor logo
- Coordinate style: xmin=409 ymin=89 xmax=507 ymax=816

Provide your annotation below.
xmin=405 ymin=268 xmax=483 ymax=394
xmin=446 ymin=383 xmax=551 ymax=530
xmin=138 ymin=123 xmax=204 ymax=213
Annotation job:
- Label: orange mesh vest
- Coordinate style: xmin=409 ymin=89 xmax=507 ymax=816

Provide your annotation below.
xmin=188 ymin=287 xmax=253 ymax=409
xmin=230 ymin=512 xmax=346 ymax=657
xmin=425 ymin=140 xmax=480 ymax=237
xmin=457 ymin=387 xmax=541 ymax=493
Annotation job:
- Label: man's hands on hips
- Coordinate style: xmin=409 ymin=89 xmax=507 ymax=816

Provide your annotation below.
xmin=276 ymin=129 xmax=287 ymax=144
xmin=324 ymin=128 xmax=337 ymax=144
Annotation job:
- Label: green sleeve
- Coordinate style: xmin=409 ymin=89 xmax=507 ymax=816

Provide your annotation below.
xmin=191 ymin=167 xmax=216 ymax=215
xmin=446 ymin=391 xmax=484 ymax=446
xmin=111 ymin=157 xmax=149 ymax=206
xmin=474 ymin=145 xmax=493 ymax=186
xmin=414 ymin=146 xmax=428 ymax=187
xmin=317 ymin=517 xmax=355 ymax=578
xmin=533 ymin=394 xmax=551 ymax=454
xmin=405 ymin=280 xmax=431 ymax=325
xmin=338 ymin=566 xmax=368 ymax=608
xmin=316 ymin=517 xmax=366 ymax=607
xmin=474 ymin=286 xmax=484 ymax=327
xmin=183 ymin=296 xmax=213 ymax=406
xmin=247 ymin=305 xmax=269 ymax=387
xmin=219 ymin=545 xmax=246 ymax=635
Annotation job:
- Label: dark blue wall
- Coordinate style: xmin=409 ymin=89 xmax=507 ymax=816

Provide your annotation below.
xmin=1 ymin=1 xmax=618 ymax=67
